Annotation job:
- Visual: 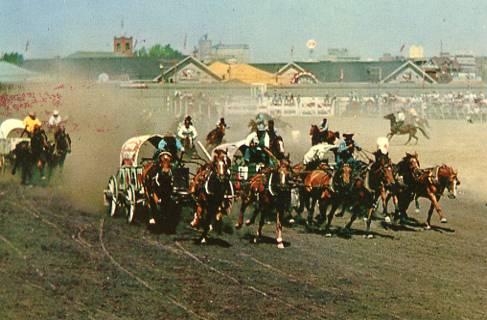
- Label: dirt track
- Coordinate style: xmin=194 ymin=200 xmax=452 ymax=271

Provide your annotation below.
xmin=1 ymin=86 xmax=486 ymax=319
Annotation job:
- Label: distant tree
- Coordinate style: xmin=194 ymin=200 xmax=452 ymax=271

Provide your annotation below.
xmin=1 ymin=52 xmax=24 ymax=65
xmin=135 ymin=44 xmax=184 ymax=60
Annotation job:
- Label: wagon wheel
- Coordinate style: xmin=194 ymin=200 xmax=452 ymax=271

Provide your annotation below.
xmin=126 ymin=185 xmax=136 ymax=224
xmin=105 ymin=176 xmax=119 ymax=217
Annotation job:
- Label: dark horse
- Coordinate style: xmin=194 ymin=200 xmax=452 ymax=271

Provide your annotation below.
xmin=192 ymin=149 xmax=233 ymax=243
xmin=384 ymin=113 xmax=429 ymax=145
xmin=11 ymin=141 xmax=32 ymax=185
xmin=206 ymin=124 xmax=226 ymax=149
xmin=270 ymin=135 xmax=285 ymax=160
xmin=309 ymin=125 xmax=340 ymax=146
xmin=48 ymin=126 xmax=72 ymax=178
xmin=141 ymin=151 xmax=177 ymax=228
xmin=12 ymin=127 xmax=51 ymax=183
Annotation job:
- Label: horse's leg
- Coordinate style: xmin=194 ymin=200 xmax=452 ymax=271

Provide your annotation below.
xmin=425 ymin=202 xmax=435 ymax=230
xmin=276 ymin=206 xmax=284 ymax=249
xmin=345 ymin=207 xmax=358 ymax=233
xmin=414 ymin=195 xmax=420 ymax=213
xmin=235 ymin=194 xmax=248 ymax=228
xmin=413 ymin=133 xmax=419 ymax=145
xmin=255 ymin=204 xmax=265 ymax=243
xmin=365 ymin=207 xmax=374 ymax=238
xmin=427 ymin=193 xmax=446 ymax=225
xmin=324 ymin=199 xmax=339 ymax=237
xmin=316 ymin=198 xmax=328 ymax=226
xmin=405 ymin=133 xmax=412 ymax=145
xmin=306 ymin=195 xmax=316 ymax=226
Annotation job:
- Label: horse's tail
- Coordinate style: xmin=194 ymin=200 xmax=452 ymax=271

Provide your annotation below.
xmin=417 ymin=126 xmax=430 ymax=139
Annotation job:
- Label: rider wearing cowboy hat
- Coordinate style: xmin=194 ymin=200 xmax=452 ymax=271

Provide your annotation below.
xmin=336 ymin=133 xmax=362 ymax=168
xmin=22 ymin=111 xmax=42 ymax=138
xmin=177 ymin=115 xmax=198 ymax=142
xmin=48 ymin=110 xmax=62 ymax=128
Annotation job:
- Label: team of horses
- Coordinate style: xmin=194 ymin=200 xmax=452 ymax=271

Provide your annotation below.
xmin=11 ymin=126 xmax=71 ymax=184
xmin=139 ymin=121 xmax=459 ymax=248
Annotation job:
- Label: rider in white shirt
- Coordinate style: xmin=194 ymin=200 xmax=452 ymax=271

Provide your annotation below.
xmin=48 ymin=110 xmax=62 ymax=128
xmin=177 ymin=115 xmax=198 ymax=141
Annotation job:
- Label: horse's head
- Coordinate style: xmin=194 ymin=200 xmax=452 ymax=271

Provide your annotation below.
xmin=384 ymin=113 xmax=394 ymax=120
xmin=272 ymin=136 xmax=285 ymax=159
xmin=157 ymin=152 xmax=173 ymax=174
xmin=212 ymin=149 xmax=229 ymax=181
xmin=309 ymin=125 xmax=319 ymax=136
xmin=405 ymin=152 xmax=420 ymax=172
xmin=382 ymin=164 xmax=396 ymax=187
xmin=325 ymin=130 xmax=339 ymax=144
xmin=276 ymin=156 xmax=291 ymax=187
xmin=340 ymin=163 xmax=352 ymax=185
xmin=440 ymin=165 xmax=460 ymax=199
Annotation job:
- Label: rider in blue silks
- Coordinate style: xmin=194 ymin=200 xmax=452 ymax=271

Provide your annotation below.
xmin=335 ymin=133 xmax=363 ymax=171
xmin=153 ymin=134 xmax=184 ymax=165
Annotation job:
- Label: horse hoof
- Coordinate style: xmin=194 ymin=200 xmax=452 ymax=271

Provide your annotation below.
xmin=440 ymin=218 xmax=448 ymax=223
xmin=245 ymin=219 xmax=252 ymax=226
xmin=149 ymin=218 xmax=156 ymax=225
xmin=367 ymin=234 xmax=374 ymax=239
xmin=277 ymin=243 xmax=284 ymax=249
xmin=200 ymin=238 xmax=207 ymax=244
xmin=384 ymin=216 xmax=391 ymax=223
xmin=424 ymin=225 xmax=431 ymax=230
xmin=234 ymin=223 xmax=242 ymax=229
xmin=253 ymin=237 xmax=259 ymax=244
xmin=289 ymin=219 xmax=295 ymax=224
xmin=325 ymin=233 xmax=332 ymax=238
xmin=209 ymin=224 xmax=213 ymax=232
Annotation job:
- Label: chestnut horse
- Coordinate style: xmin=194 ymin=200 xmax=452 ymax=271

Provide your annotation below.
xmin=191 ymin=150 xmax=233 ymax=243
xmin=141 ymin=152 xmax=175 ymax=225
xmin=368 ymin=161 xmax=399 ymax=223
xmin=206 ymin=124 xmax=226 ymax=149
xmin=302 ymin=166 xmax=334 ymax=226
xmin=238 ymin=158 xmax=293 ymax=248
xmin=309 ymin=125 xmax=340 ymax=146
xmin=400 ymin=164 xmax=460 ymax=229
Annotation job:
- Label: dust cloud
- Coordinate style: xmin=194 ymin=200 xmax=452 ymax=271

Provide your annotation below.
xmin=2 ymin=82 xmax=486 ymax=213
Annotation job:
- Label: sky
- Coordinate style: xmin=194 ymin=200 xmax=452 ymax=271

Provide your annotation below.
xmin=1 ymin=0 xmax=487 ymax=62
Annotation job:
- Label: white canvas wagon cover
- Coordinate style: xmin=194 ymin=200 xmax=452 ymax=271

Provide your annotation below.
xmin=120 ymin=134 xmax=164 ymax=167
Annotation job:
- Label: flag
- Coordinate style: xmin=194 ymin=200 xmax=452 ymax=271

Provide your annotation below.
xmin=339 ymin=68 xmax=344 ymax=82
xmin=400 ymin=44 xmax=405 ymax=52
xmin=183 ymin=33 xmax=187 ymax=50
xmin=25 ymin=41 xmax=30 ymax=52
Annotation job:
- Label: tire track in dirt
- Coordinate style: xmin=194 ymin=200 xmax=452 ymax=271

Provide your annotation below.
xmin=112 ymin=226 xmax=329 ymax=318
xmin=99 ymin=218 xmax=210 ymax=320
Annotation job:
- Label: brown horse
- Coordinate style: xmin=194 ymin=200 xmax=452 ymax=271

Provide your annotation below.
xmin=238 ymin=158 xmax=293 ymax=248
xmin=206 ymin=124 xmax=226 ymax=149
xmin=141 ymin=152 xmax=175 ymax=225
xmin=384 ymin=113 xmax=429 ymax=145
xmin=343 ymin=170 xmax=376 ymax=238
xmin=322 ymin=163 xmax=353 ymax=235
xmin=303 ymin=167 xmax=334 ymax=226
xmin=403 ymin=164 xmax=460 ymax=229
xmin=309 ymin=125 xmax=340 ymax=146
xmin=368 ymin=161 xmax=399 ymax=222
xmin=234 ymin=170 xmax=269 ymax=229
xmin=191 ymin=149 xmax=233 ymax=243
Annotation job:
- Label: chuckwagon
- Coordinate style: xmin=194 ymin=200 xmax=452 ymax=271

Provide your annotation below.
xmin=103 ymin=134 xmax=190 ymax=223
xmin=0 ymin=119 xmax=30 ymax=173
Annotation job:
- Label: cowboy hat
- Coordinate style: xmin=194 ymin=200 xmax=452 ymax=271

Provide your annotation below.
xmin=53 ymin=110 xmax=59 ymax=116
xmin=343 ymin=133 xmax=354 ymax=140
xmin=28 ymin=111 xmax=36 ymax=117
xmin=376 ymin=137 xmax=389 ymax=154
